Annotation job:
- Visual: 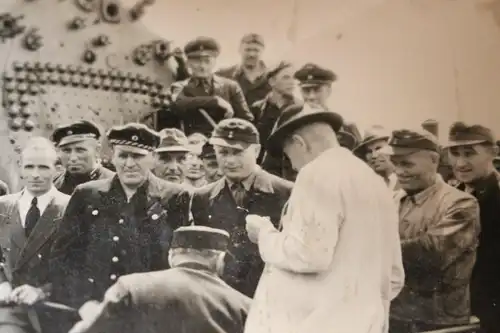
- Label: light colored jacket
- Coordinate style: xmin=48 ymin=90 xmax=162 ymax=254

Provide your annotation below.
xmin=245 ymin=147 xmax=404 ymax=333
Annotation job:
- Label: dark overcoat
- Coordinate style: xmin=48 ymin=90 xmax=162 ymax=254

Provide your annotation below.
xmin=68 ymin=262 xmax=251 ymax=333
xmin=53 ymin=166 xmax=115 ymax=196
xmin=191 ymin=168 xmax=292 ymax=297
xmin=0 ymin=190 xmax=69 ymax=333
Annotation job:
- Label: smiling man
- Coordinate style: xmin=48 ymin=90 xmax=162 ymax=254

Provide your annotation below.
xmin=190 ymin=118 xmax=292 ymax=297
xmin=51 ymin=120 xmax=114 ymax=195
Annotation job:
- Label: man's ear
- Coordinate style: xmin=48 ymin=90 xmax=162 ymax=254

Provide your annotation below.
xmin=290 ymin=134 xmax=306 ymax=150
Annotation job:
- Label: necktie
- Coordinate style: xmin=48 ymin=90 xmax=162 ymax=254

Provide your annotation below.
xmin=25 ymin=197 xmax=40 ymax=237
xmin=231 ymin=182 xmax=246 ymax=207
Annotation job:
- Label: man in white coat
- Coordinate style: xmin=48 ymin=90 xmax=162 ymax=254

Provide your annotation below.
xmin=244 ymin=104 xmax=405 ymax=333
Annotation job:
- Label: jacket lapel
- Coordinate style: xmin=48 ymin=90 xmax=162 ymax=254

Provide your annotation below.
xmin=7 ymin=194 xmax=27 ymax=263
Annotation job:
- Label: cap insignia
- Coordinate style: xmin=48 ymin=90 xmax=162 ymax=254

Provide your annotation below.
xmin=67 ymin=130 xmax=73 ymax=135
xmin=228 ymin=131 xmax=234 ymax=139
xmin=131 ymin=135 xmax=139 ymax=141
xmin=307 ymin=74 xmax=313 ymax=80
xmin=200 ymin=45 xmax=204 ymax=51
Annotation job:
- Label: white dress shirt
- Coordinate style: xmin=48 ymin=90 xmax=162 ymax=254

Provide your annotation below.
xmin=18 ymin=186 xmax=56 ymax=228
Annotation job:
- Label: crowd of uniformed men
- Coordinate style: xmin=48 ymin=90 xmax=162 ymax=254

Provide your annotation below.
xmin=0 ymin=33 xmax=499 ymax=333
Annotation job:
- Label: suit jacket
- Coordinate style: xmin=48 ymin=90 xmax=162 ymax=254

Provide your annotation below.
xmin=69 ymin=263 xmax=251 ymax=333
xmin=53 ymin=166 xmax=115 ymax=196
xmin=49 ymin=173 xmax=191 ymax=309
xmin=167 ymin=75 xmax=253 ymax=136
xmin=0 ymin=189 xmax=70 ymax=333
xmin=191 ymin=168 xmax=292 ymax=297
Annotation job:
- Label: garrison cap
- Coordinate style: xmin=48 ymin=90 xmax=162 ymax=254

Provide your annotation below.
xmin=380 ymin=128 xmax=440 ymax=156
xmin=209 ymin=118 xmax=260 ymax=150
xmin=267 ymin=60 xmax=293 ymax=80
xmin=107 ymin=123 xmax=160 ymax=155
xmin=444 ymin=121 xmax=495 ymax=148
xmin=184 ymin=36 xmax=220 ymax=58
xmin=294 ymin=63 xmax=337 ymax=87
xmin=267 ymin=103 xmax=343 ymax=156
xmin=240 ymin=33 xmax=265 ymax=47
xmin=171 ymin=226 xmax=230 ymax=251
xmin=201 ymin=142 xmax=216 ymax=159
xmin=353 ymin=125 xmax=390 ymax=154
xmin=51 ymin=120 xmax=101 ymax=147
xmin=155 ymin=128 xmax=191 ymax=153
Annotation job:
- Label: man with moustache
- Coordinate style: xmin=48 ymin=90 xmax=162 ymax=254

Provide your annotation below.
xmin=353 ymin=125 xmax=399 ymax=190
xmin=216 ymin=33 xmax=271 ymax=107
xmin=200 ymin=142 xmax=223 ymax=184
xmin=49 ymin=123 xmax=191 ymax=316
xmin=51 ymin=120 xmax=114 ymax=195
xmin=167 ymin=36 xmax=253 ymax=137
xmin=445 ymin=122 xmax=500 ymax=333
xmin=383 ymin=128 xmax=480 ymax=332
xmin=191 ymin=118 xmax=293 ymax=297
xmin=153 ymin=128 xmax=192 ymax=184
xmin=0 ymin=137 xmax=69 ymax=333
xmin=245 ymin=104 xmax=404 ymax=333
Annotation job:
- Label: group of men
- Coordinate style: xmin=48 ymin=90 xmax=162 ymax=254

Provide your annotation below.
xmin=0 ymin=31 xmax=498 ymax=333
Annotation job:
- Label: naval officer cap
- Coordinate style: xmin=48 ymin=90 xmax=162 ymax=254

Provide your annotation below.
xmin=380 ymin=128 xmax=440 ymax=156
xmin=294 ymin=63 xmax=337 ymax=87
xmin=155 ymin=128 xmax=192 ymax=153
xmin=107 ymin=123 xmax=161 ymax=155
xmin=209 ymin=118 xmax=260 ymax=150
xmin=201 ymin=142 xmax=216 ymax=159
xmin=184 ymin=36 xmax=220 ymax=58
xmin=51 ymin=120 xmax=102 ymax=147
xmin=443 ymin=121 xmax=496 ymax=148
xmin=171 ymin=226 xmax=230 ymax=251
xmin=240 ymin=33 xmax=265 ymax=47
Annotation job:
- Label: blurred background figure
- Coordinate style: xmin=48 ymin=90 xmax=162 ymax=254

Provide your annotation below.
xmin=200 ymin=142 xmax=223 ymax=184
xmin=184 ymin=152 xmax=207 ymax=188
xmin=294 ymin=63 xmax=336 ymax=109
xmin=153 ymin=128 xmax=192 ymax=184
xmin=337 ymin=122 xmax=362 ymax=151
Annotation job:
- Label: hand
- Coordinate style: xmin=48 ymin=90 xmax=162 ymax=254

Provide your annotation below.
xmin=0 ymin=282 xmax=12 ymax=305
xmin=245 ymin=214 xmax=273 ymax=244
xmin=78 ymin=300 xmax=102 ymax=320
xmin=10 ymin=285 xmax=46 ymax=306
xmin=215 ymin=97 xmax=234 ymax=118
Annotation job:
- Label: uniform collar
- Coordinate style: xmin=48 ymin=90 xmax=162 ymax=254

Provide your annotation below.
xmin=209 ymin=166 xmax=274 ymax=200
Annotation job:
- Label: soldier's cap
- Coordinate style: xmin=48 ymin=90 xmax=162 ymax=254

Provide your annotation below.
xmin=201 ymin=142 xmax=216 ymax=159
xmin=155 ymin=128 xmax=192 ymax=153
xmin=352 ymin=125 xmax=390 ymax=154
xmin=379 ymin=128 xmax=440 ymax=156
xmin=171 ymin=226 xmax=230 ymax=252
xmin=51 ymin=120 xmax=102 ymax=147
xmin=294 ymin=63 xmax=337 ymax=87
xmin=184 ymin=36 xmax=220 ymax=58
xmin=337 ymin=122 xmax=362 ymax=151
xmin=267 ymin=103 xmax=344 ymax=156
xmin=443 ymin=121 xmax=495 ymax=148
xmin=267 ymin=61 xmax=293 ymax=80
xmin=209 ymin=118 xmax=260 ymax=150
xmin=240 ymin=33 xmax=265 ymax=47
xmin=107 ymin=123 xmax=161 ymax=155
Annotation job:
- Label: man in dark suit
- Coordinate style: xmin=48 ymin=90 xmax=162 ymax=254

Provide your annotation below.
xmin=0 ymin=137 xmax=70 ymax=333
xmin=49 ymin=123 xmax=191 ymax=313
xmin=51 ymin=120 xmax=114 ymax=195
xmin=164 ymin=36 xmax=254 ymax=136
xmin=191 ymin=118 xmax=293 ymax=297
xmin=68 ymin=225 xmax=251 ymax=333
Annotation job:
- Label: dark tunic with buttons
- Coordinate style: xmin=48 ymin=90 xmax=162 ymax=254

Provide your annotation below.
xmin=49 ymin=174 xmax=191 ymax=309
xmin=191 ymin=168 xmax=292 ymax=297
xmin=53 ymin=166 xmax=115 ymax=195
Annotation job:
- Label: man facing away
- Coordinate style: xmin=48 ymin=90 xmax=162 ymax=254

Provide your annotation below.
xmin=69 ymin=226 xmax=251 ymax=333
xmin=0 ymin=137 xmax=70 ymax=333
xmin=244 ymin=104 xmax=404 ymax=333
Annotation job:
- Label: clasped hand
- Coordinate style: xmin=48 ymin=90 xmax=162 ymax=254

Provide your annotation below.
xmin=0 ymin=282 xmax=46 ymax=306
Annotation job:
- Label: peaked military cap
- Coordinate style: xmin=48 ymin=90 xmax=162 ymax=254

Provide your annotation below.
xmin=51 ymin=120 xmax=102 ymax=147
xmin=267 ymin=103 xmax=344 ymax=156
xmin=171 ymin=226 xmax=230 ymax=251
xmin=156 ymin=128 xmax=191 ymax=153
xmin=184 ymin=36 xmax=220 ymax=58
xmin=201 ymin=142 xmax=216 ymax=159
xmin=353 ymin=125 xmax=390 ymax=154
xmin=294 ymin=63 xmax=337 ymax=87
xmin=267 ymin=60 xmax=293 ymax=80
xmin=107 ymin=123 xmax=160 ymax=154
xmin=337 ymin=122 xmax=362 ymax=151
xmin=240 ymin=33 xmax=265 ymax=47
xmin=444 ymin=121 xmax=495 ymax=148
xmin=380 ymin=128 xmax=440 ymax=156
xmin=209 ymin=118 xmax=260 ymax=150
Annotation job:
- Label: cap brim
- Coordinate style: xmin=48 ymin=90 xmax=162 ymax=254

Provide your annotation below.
xmin=378 ymin=145 xmax=424 ymax=156
xmin=443 ymin=139 xmax=487 ymax=148
xmin=58 ymin=135 xmax=97 ymax=147
xmin=155 ymin=146 xmax=192 ymax=153
xmin=337 ymin=132 xmax=357 ymax=150
xmin=266 ymin=112 xmax=343 ymax=156
xmin=352 ymin=136 xmax=390 ymax=154
xmin=186 ymin=51 xmax=218 ymax=58
xmin=209 ymin=137 xmax=252 ymax=150
xmin=112 ymin=144 xmax=151 ymax=156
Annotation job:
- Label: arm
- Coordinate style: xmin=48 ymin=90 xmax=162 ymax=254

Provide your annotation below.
xmin=229 ymin=83 xmax=254 ymax=122
xmin=257 ymin=169 xmax=343 ymax=273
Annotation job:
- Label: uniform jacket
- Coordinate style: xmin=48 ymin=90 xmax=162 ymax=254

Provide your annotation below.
xmin=456 ymin=171 xmax=500 ymax=328
xmin=53 ymin=166 xmax=115 ymax=196
xmin=245 ymin=147 xmax=404 ymax=333
xmin=391 ymin=175 xmax=480 ymax=326
xmin=0 ymin=189 xmax=70 ymax=333
xmin=68 ymin=262 xmax=251 ymax=333
xmin=191 ymin=167 xmax=293 ymax=297
xmin=49 ymin=173 xmax=191 ymax=308
xmin=168 ymin=75 xmax=253 ymax=136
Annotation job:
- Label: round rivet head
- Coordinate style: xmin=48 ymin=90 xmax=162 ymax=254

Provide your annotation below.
xmin=18 ymin=83 xmax=28 ymax=94
xmin=102 ymin=78 xmax=111 ymax=90
xmin=8 ymin=105 xmax=20 ymax=117
xmin=34 ymin=62 xmax=43 ymax=72
xmin=49 ymin=73 xmax=59 ymax=84
xmin=111 ymin=81 xmax=121 ymax=92
xmin=29 ymin=84 xmax=40 ymax=95
xmin=6 ymin=93 xmax=19 ymax=105
xmin=38 ymin=73 xmax=49 ymax=84
xmin=60 ymin=73 xmax=70 ymax=86
xmin=89 ymin=68 xmax=98 ymax=77
xmin=98 ymin=69 xmax=107 ymax=78
xmin=3 ymin=73 xmax=14 ymax=82
xmin=19 ymin=94 xmax=30 ymax=105
xmin=151 ymin=214 xmax=159 ymax=220
xmin=67 ymin=65 xmax=76 ymax=74
xmin=131 ymin=82 xmax=140 ymax=93
xmin=91 ymin=77 xmax=101 ymax=89
xmin=56 ymin=64 xmax=66 ymax=73
xmin=82 ymin=76 xmax=91 ymax=88
xmin=71 ymin=75 xmax=80 ymax=87
xmin=121 ymin=81 xmax=131 ymax=92
xmin=27 ymin=73 xmax=38 ymax=83
xmin=45 ymin=62 xmax=56 ymax=72
xmin=20 ymin=106 xmax=32 ymax=117
xmin=13 ymin=61 xmax=24 ymax=72
xmin=23 ymin=119 xmax=35 ymax=131
xmin=5 ymin=82 xmax=16 ymax=92
xmin=16 ymin=72 xmax=27 ymax=82
xmin=92 ymin=209 xmax=98 ymax=216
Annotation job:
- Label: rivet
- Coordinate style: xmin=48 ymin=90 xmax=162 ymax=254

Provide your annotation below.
xmin=28 ymin=84 xmax=40 ymax=95
xmin=23 ymin=119 xmax=35 ymax=131
xmin=56 ymin=64 xmax=66 ymax=73
xmin=45 ymin=62 xmax=56 ymax=72
xmin=16 ymin=72 xmax=27 ymax=82
xmin=13 ymin=61 xmax=24 ymax=72
xmin=38 ymin=73 xmax=49 ymax=84
xmin=5 ymin=82 xmax=16 ymax=92
xmin=140 ymin=84 xmax=148 ymax=94
xmin=60 ymin=73 xmax=70 ymax=86
xmin=23 ymin=62 xmax=34 ymax=71
xmin=82 ymin=76 xmax=91 ymax=88
xmin=49 ymin=73 xmax=59 ymax=84
xmin=19 ymin=94 xmax=29 ymax=106
xmin=91 ymin=77 xmax=101 ymax=89
xmin=18 ymin=83 xmax=28 ymax=94
xmin=111 ymin=81 xmax=121 ymax=92
xmin=89 ymin=68 xmax=98 ymax=77
xmin=33 ymin=62 xmax=43 ymax=72
xmin=7 ymin=105 xmax=20 ymax=117
xmin=67 ymin=65 xmax=76 ymax=74
xmin=102 ymin=78 xmax=111 ymax=90
xmin=20 ymin=106 xmax=32 ymax=117
xmin=131 ymin=82 xmax=140 ymax=93
xmin=71 ymin=75 xmax=80 ymax=87
xmin=3 ymin=73 xmax=14 ymax=82
xmin=27 ymin=73 xmax=38 ymax=83
xmin=121 ymin=81 xmax=131 ymax=92
xmin=98 ymin=69 xmax=107 ymax=78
